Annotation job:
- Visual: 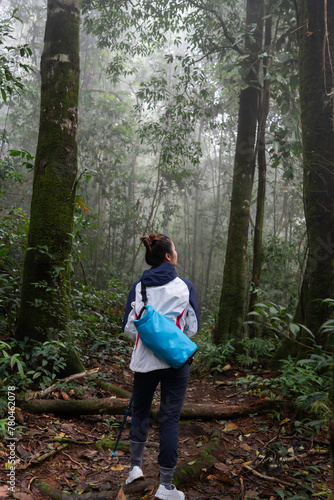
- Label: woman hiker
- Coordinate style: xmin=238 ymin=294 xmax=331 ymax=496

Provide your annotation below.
xmin=122 ymin=233 xmax=199 ymax=500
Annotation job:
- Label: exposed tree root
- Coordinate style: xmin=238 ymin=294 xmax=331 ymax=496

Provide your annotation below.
xmin=173 ymin=430 xmax=221 ymax=487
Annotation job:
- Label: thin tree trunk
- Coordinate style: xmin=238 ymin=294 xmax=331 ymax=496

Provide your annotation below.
xmin=248 ymin=13 xmax=272 ymax=319
xmin=205 ymin=131 xmax=223 ymax=294
xmin=216 ymin=0 xmax=264 ymax=343
xmin=129 ymin=168 xmax=163 ymax=275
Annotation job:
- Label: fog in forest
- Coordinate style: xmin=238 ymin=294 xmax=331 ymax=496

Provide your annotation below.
xmin=0 ymin=0 xmax=304 ymax=320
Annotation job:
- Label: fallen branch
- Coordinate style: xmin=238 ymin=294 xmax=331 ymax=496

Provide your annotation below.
xmin=27 ymin=368 xmax=100 ymax=400
xmin=24 ymin=443 xmax=69 ymax=469
xmin=96 ymin=438 xmax=130 ymax=453
xmin=96 ymin=380 xmax=132 ymax=399
xmin=53 ymin=437 xmax=94 ymax=445
xmin=19 ymin=397 xmax=282 ymax=420
xmin=96 ymin=438 xmax=158 ymax=453
xmin=260 ymin=447 xmax=329 ymax=463
xmin=242 ymin=463 xmax=300 ymax=488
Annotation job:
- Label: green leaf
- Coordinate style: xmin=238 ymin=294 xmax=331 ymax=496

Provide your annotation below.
xmin=298 ymin=323 xmax=315 ymax=338
xmin=9 ymin=149 xmax=22 ymax=157
xmin=289 ymin=323 xmax=300 ymax=336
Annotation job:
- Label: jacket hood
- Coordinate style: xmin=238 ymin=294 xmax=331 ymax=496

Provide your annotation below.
xmin=140 ymin=262 xmax=177 ymax=287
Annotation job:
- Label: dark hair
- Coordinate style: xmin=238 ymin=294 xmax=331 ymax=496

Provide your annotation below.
xmin=140 ymin=233 xmax=173 ymax=266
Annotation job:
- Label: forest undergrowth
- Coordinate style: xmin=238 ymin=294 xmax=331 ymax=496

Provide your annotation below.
xmin=0 ymin=280 xmax=331 ymax=500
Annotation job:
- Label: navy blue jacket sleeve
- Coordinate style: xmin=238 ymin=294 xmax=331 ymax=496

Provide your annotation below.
xmin=180 ymin=278 xmax=200 ymax=328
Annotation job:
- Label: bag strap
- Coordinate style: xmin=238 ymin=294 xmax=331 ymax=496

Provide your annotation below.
xmin=141 ymin=282 xmax=148 ymax=304
xmin=137 ymin=282 xmax=147 ymax=319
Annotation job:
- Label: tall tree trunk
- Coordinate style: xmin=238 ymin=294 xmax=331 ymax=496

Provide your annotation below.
xmin=15 ymin=0 xmax=84 ymax=374
xmin=216 ymin=0 xmax=264 ymax=343
xmin=273 ymin=1 xmax=334 ymax=365
xmin=248 ymin=13 xmax=272 ymax=320
xmin=294 ymin=0 xmax=334 ymax=349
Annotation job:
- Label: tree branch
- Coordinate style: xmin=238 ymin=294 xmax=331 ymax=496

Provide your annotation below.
xmin=186 ymin=0 xmax=243 ymax=55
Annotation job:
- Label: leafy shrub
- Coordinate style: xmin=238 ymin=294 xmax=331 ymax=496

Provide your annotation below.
xmin=0 ymin=337 xmax=68 ymax=393
xmin=279 ymin=354 xmax=330 ymax=398
xmin=192 ymin=332 xmax=235 ymax=375
xmin=236 ymin=336 xmax=277 ymax=367
xmin=246 ymin=301 xmax=316 ymax=349
xmin=236 ymin=347 xmax=331 ymax=424
xmin=0 ymin=208 xmax=29 ymax=332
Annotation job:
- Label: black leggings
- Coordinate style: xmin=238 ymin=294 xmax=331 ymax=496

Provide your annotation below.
xmin=129 ymin=363 xmax=190 ymax=468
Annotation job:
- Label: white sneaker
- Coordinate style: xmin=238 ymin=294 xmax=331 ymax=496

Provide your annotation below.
xmin=125 ymin=465 xmax=144 ymax=484
xmin=155 ymin=484 xmax=185 ymax=500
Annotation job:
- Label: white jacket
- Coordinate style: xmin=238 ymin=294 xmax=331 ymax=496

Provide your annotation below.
xmin=122 ymin=263 xmax=199 ymax=372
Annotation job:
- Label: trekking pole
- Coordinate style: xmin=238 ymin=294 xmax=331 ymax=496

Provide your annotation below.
xmin=111 ymin=393 xmax=134 ymax=457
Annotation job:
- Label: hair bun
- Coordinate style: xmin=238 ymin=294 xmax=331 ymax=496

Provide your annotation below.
xmin=140 ymin=233 xmax=172 ymax=266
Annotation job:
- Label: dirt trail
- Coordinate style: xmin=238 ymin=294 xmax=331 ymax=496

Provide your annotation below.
xmin=0 ymin=364 xmax=330 ymax=499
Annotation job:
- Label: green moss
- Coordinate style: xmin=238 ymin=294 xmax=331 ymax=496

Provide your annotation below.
xmin=15 ymin=0 xmax=83 ymax=376
xmin=173 ymin=431 xmax=220 ymax=487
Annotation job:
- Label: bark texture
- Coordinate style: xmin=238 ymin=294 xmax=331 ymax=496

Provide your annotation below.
xmin=19 ymin=397 xmax=282 ymax=418
xmin=217 ymin=0 xmax=264 ymax=343
xmin=296 ymin=0 xmax=334 ymax=345
xmin=274 ymin=0 xmax=334 ymax=363
xmin=15 ymin=0 xmax=83 ymax=373
xmin=286 ymin=2 xmax=334 ymax=493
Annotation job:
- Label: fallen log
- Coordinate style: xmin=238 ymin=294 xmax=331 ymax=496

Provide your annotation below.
xmin=19 ymin=397 xmax=281 ymax=419
xmin=33 ymin=479 xmax=154 ymax=499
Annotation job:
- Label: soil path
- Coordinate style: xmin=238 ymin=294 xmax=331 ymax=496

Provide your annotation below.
xmin=0 ymin=363 xmax=330 ymax=499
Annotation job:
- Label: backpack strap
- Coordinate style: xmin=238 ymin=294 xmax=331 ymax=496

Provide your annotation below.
xmin=137 ymin=282 xmax=147 ymax=319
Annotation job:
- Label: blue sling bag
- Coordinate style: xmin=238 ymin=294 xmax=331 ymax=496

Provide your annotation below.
xmin=133 ymin=283 xmax=197 ymax=369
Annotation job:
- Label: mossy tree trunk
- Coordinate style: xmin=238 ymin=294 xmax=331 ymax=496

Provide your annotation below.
xmin=292 ymin=2 xmax=334 ymax=493
xmin=296 ymin=0 xmax=334 ymax=347
xmin=274 ymin=0 xmax=334 ymax=364
xmin=15 ymin=0 xmax=84 ymax=374
xmin=216 ymin=0 xmax=264 ymax=344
